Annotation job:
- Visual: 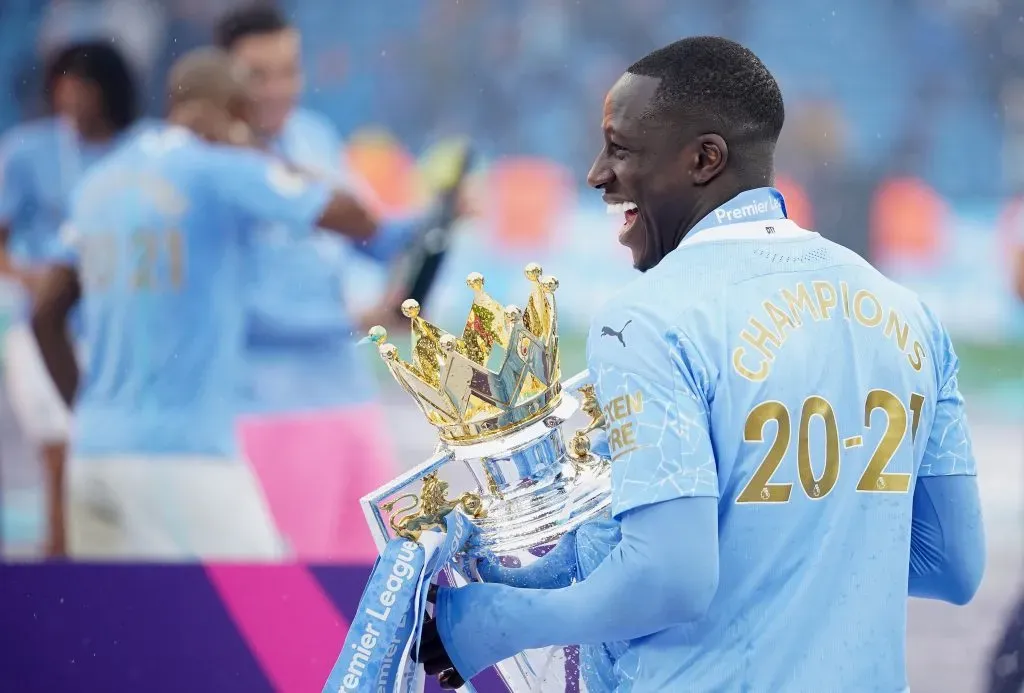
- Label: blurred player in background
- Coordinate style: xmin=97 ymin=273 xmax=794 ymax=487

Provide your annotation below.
xmin=0 ymin=40 xmax=140 ymax=557
xmin=30 ymin=48 xmax=387 ymax=560
xmin=215 ymin=5 xmax=423 ymax=562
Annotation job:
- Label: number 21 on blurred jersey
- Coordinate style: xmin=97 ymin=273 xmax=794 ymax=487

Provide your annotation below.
xmin=78 ymin=228 xmax=187 ymax=292
xmin=72 ymin=130 xmax=194 ymax=294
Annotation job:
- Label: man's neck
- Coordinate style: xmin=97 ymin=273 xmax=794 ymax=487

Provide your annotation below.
xmin=76 ymin=121 xmax=118 ymax=144
xmin=255 ymin=124 xmax=286 ymax=151
xmin=670 ymin=172 xmax=775 ymax=249
xmin=670 ymin=184 xmax=747 ymax=249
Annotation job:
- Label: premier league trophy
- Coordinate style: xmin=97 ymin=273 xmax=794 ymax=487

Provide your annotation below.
xmin=360 ymin=263 xmax=613 ymax=692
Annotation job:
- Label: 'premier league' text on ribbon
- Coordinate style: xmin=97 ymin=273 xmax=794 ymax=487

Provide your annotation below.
xmin=334 ymin=539 xmax=422 ymax=692
xmin=364 ymin=541 xmax=418 ymax=623
xmin=324 ymin=512 xmax=478 ymax=693
xmin=343 ymin=540 xmax=418 ymax=690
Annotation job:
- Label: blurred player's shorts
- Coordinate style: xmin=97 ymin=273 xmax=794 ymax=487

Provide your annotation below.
xmin=66 ymin=456 xmax=285 ymax=561
xmin=0 ymin=279 xmax=47 ymax=557
xmin=2 ymin=321 xmax=70 ymax=445
xmin=238 ymin=404 xmax=398 ymax=563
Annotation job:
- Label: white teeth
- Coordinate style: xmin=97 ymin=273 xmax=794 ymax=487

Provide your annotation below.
xmin=605 ymin=202 xmax=638 ymax=215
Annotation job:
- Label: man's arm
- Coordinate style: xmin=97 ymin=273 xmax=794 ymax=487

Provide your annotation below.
xmin=474 ymin=530 xmax=579 ymax=590
xmin=0 ymin=227 xmax=14 ymax=275
xmin=0 ymin=227 xmax=35 ymax=292
xmin=908 ymin=317 xmax=985 ymax=605
xmin=30 ymin=264 xmax=81 ymax=407
xmin=29 ymin=260 xmax=79 ymax=560
xmin=314 ymin=191 xmax=378 ymax=242
xmin=351 ymin=217 xmax=421 ymax=263
xmin=428 ymin=496 xmax=718 ymax=681
xmin=908 ymin=475 xmax=984 ymax=604
xmin=347 ymin=139 xmax=473 ymax=265
xmin=207 ymin=146 xmax=380 ymax=242
xmin=0 ymin=134 xmax=29 ymax=281
xmin=278 ymin=139 xmax=417 ymax=262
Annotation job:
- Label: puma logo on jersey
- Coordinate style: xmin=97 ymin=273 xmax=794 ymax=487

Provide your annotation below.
xmin=601 ymin=320 xmax=632 ymax=347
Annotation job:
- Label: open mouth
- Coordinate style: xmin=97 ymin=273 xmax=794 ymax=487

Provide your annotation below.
xmin=607 ymin=201 xmax=639 ymax=241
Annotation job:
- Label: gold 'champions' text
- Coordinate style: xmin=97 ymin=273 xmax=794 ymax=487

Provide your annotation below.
xmin=731 ymin=281 xmax=927 ymax=382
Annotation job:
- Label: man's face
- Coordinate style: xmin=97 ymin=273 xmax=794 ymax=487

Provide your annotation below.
xmin=587 ymin=73 xmax=695 ymax=272
xmin=52 ymin=75 xmax=105 ymax=138
xmin=177 ymin=84 xmax=255 ymax=147
xmin=224 ymin=88 xmax=257 ymax=145
xmin=229 ymin=28 xmax=303 ymax=138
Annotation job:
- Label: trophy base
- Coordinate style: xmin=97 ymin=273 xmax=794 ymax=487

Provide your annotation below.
xmin=492 ymin=646 xmax=595 ymax=693
xmin=446 ymin=463 xmax=611 ymax=693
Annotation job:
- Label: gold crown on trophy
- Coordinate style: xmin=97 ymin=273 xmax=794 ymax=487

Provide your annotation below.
xmin=367 ymin=263 xmax=561 ymax=444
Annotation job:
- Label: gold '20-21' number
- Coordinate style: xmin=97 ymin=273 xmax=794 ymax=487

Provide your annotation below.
xmin=737 ymin=390 xmax=925 ymax=504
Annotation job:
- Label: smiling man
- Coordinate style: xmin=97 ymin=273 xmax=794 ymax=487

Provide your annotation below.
xmin=416 ymin=37 xmax=986 ymax=692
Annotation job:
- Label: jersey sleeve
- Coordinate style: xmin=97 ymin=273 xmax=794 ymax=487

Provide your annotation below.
xmin=49 ymin=221 xmax=80 ymax=267
xmin=908 ymin=475 xmax=985 ymax=604
xmin=587 ymin=299 xmax=719 ymax=519
xmin=919 ymin=323 xmax=977 ymax=477
xmin=205 ymin=146 xmax=333 ymax=231
xmin=0 ymin=134 xmax=30 ymax=226
xmin=49 ymin=185 xmax=84 ymax=267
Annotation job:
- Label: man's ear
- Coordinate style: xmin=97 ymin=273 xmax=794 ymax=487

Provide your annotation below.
xmin=690 ymin=134 xmax=728 ymax=185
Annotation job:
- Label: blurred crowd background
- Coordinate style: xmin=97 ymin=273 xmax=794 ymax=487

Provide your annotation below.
xmin=0 ymin=0 xmax=1020 ymax=335
xmin=0 ymin=1 xmax=1021 ymax=692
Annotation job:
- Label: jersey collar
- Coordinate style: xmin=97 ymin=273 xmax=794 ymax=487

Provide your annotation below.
xmin=680 ymin=187 xmax=815 ymax=247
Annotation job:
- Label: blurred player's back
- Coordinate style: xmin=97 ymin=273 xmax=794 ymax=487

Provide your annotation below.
xmin=607 ymin=211 xmax=970 ymax=691
xmin=38 ymin=47 xmax=354 ymax=561
xmin=69 ymin=126 xmax=261 ymax=456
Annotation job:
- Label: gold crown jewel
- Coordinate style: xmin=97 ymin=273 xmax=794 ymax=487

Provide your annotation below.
xmin=368 ymin=263 xmax=561 ymax=443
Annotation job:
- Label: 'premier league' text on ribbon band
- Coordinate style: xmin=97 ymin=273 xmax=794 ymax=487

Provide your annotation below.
xmin=326 ymin=539 xmax=422 ymax=692
xmin=324 ymin=512 xmax=476 ymax=693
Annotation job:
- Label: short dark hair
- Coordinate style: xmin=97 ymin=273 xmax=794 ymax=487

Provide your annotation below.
xmin=44 ymin=40 xmax=138 ymax=131
xmin=627 ymin=36 xmax=785 ymax=144
xmin=215 ymin=4 xmax=290 ymax=49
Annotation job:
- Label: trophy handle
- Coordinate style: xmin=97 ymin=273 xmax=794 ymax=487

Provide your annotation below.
xmin=566 ymin=382 xmax=608 ymax=469
xmin=381 ymin=493 xmax=421 ymax=536
xmin=382 ymin=472 xmax=487 ymax=541
xmin=561 ymin=369 xmax=592 ymax=395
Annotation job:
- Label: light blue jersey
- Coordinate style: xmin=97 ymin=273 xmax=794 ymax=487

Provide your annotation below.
xmin=242 ymin=108 xmax=381 ymax=414
xmin=58 ymin=125 xmax=331 ymax=458
xmin=0 ymin=118 xmax=140 ymax=266
xmin=587 ymin=188 xmax=976 ymax=692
